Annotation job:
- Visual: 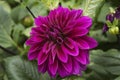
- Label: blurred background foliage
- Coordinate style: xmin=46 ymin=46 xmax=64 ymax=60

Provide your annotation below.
xmin=0 ymin=0 xmax=120 ymax=80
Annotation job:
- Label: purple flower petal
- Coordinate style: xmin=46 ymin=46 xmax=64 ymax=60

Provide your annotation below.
xmin=82 ymin=36 xmax=98 ymax=49
xmin=62 ymin=57 xmax=72 ymax=73
xmin=49 ymin=60 xmax=58 ymax=76
xmin=38 ymin=51 xmax=48 ymax=65
xmin=56 ymin=47 xmax=68 ymax=63
xmin=75 ymin=50 xmax=89 ymax=64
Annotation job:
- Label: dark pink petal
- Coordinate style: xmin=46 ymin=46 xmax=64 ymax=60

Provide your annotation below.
xmin=38 ymin=51 xmax=48 ymax=65
xmin=28 ymin=46 xmax=40 ymax=60
xmin=56 ymin=47 xmax=68 ymax=63
xmin=74 ymin=16 xmax=92 ymax=29
xmin=76 ymin=38 xmax=90 ymax=49
xmin=51 ymin=44 xmax=57 ymax=63
xmin=35 ymin=16 xmax=49 ymax=27
xmin=67 ymin=28 xmax=88 ymax=38
xmin=70 ymin=9 xmax=83 ymax=19
xmin=49 ymin=53 xmax=54 ymax=64
xmin=42 ymin=42 xmax=51 ymax=54
xmin=58 ymin=63 xmax=71 ymax=78
xmin=72 ymin=59 xmax=81 ymax=75
xmin=65 ymin=38 xmax=74 ymax=49
xmin=49 ymin=60 xmax=58 ymax=76
xmin=75 ymin=50 xmax=89 ymax=64
xmin=82 ymin=36 xmax=98 ymax=49
xmin=62 ymin=57 xmax=72 ymax=73
xmin=62 ymin=38 xmax=79 ymax=56
xmin=38 ymin=61 xmax=47 ymax=73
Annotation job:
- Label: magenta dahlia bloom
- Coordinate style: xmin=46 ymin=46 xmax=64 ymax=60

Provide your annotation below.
xmin=26 ymin=6 xmax=97 ymax=78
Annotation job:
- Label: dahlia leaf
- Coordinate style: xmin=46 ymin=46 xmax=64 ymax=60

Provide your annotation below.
xmin=0 ymin=6 xmax=14 ymax=48
xmin=4 ymin=56 xmax=50 ymax=80
xmin=11 ymin=5 xmax=28 ymax=22
xmin=115 ymin=76 xmax=120 ymax=80
xmin=12 ymin=24 xmax=25 ymax=43
xmin=87 ymin=49 xmax=120 ymax=80
xmin=23 ymin=27 xmax=32 ymax=37
xmin=0 ymin=1 xmax=11 ymax=13
xmin=82 ymin=0 xmax=104 ymax=18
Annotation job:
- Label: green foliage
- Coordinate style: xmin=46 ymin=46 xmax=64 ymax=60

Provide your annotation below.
xmin=4 ymin=56 xmax=51 ymax=80
xmin=0 ymin=6 xmax=14 ymax=48
xmin=0 ymin=0 xmax=120 ymax=80
xmin=87 ymin=49 xmax=120 ymax=80
xmin=82 ymin=0 xmax=104 ymax=18
xmin=4 ymin=56 xmax=40 ymax=80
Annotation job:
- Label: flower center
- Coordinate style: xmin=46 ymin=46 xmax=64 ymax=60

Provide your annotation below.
xmin=47 ymin=26 xmax=64 ymax=44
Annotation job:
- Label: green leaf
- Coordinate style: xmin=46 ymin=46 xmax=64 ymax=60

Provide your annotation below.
xmin=31 ymin=2 xmax=48 ymax=16
xmin=4 ymin=56 xmax=40 ymax=80
xmin=23 ymin=27 xmax=32 ymax=37
xmin=0 ymin=1 xmax=11 ymax=13
xmin=0 ymin=6 xmax=14 ymax=48
xmin=97 ymin=2 xmax=111 ymax=22
xmin=12 ymin=24 xmax=25 ymax=43
xmin=86 ymin=49 xmax=120 ymax=80
xmin=4 ymin=56 xmax=51 ymax=80
xmin=89 ymin=49 xmax=120 ymax=79
xmin=115 ymin=76 xmax=120 ymax=80
xmin=82 ymin=0 xmax=104 ymax=18
xmin=89 ymin=30 xmax=117 ymax=42
xmin=11 ymin=5 xmax=28 ymax=22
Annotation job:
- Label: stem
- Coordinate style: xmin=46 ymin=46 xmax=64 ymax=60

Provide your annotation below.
xmin=20 ymin=0 xmax=36 ymax=18
xmin=26 ymin=6 xmax=36 ymax=18
xmin=59 ymin=2 xmax=62 ymax=7
xmin=0 ymin=45 xmax=16 ymax=55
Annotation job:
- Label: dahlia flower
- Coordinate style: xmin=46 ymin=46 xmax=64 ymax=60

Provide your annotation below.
xmin=26 ymin=6 xmax=97 ymax=78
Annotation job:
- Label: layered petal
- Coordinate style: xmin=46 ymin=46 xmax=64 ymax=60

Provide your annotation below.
xmin=62 ymin=38 xmax=79 ymax=56
xmin=62 ymin=57 xmax=72 ymax=73
xmin=49 ymin=60 xmax=58 ymax=76
xmin=75 ymin=50 xmax=89 ymax=64
xmin=56 ymin=47 xmax=68 ymax=63
xmin=38 ymin=51 xmax=48 ymax=65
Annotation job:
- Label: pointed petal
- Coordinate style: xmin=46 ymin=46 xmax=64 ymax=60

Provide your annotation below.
xmin=51 ymin=44 xmax=57 ymax=63
xmin=42 ymin=42 xmax=51 ymax=54
xmin=62 ymin=38 xmax=79 ymax=56
xmin=27 ymin=45 xmax=41 ymax=60
xmin=58 ymin=63 xmax=70 ymax=78
xmin=35 ymin=16 xmax=49 ymax=27
xmin=56 ymin=47 xmax=68 ymax=63
xmin=38 ymin=51 xmax=48 ymax=65
xmin=68 ymin=28 xmax=88 ymax=38
xmin=38 ymin=61 xmax=47 ymax=73
xmin=74 ymin=16 xmax=92 ymax=29
xmin=76 ymin=38 xmax=90 ymax=49
xmin=62 ymin=57 xmax=72 ymax=73
xmin=72 ymin=60 xmax=81 ymax=75
xmin=82 ymin=36 xmax=98 ymax=49
xmin=75 ymin=50 xmax=89 ymax=64
xmin=70 ymin=9 xmax=83 ymax=19
xmin=49 ymin=60 xmax=58 ymax=76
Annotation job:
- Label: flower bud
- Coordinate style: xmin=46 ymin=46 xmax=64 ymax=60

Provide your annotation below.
xmin=23 ymin=16 xmax=33 ymax=27
xmin=108 ymin=27 xmax=119 ymax=35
